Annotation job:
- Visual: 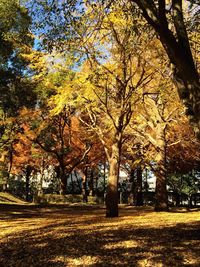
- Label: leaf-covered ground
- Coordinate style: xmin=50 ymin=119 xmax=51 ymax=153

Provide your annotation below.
xmin=0 ymin=204 xmax=200 ymax=267
xmin=0 ymin=192 xmax=27 ymax=204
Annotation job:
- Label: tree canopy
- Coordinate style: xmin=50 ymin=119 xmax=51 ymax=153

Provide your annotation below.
xmin=0 ymin=0 xmax=199 ymax=217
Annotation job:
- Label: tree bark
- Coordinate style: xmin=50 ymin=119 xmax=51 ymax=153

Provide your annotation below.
xmin=175 ymin=192 xmax=181 ymax=207
xmin=37 ymin=158 xmax=45 ymax=197
xmin=82 ymin=168 xmax=88 ymax=203
xmin=154 ymin=128 xmax=168 ymax=211
xmin=60 ymin=168 xmax=68 ymax=195
xmin=106 ymin=138 xmax=121 ymax=217
xmin=88 ymin=168 xmax=96 ymax=196
xmin=134 ymin=167 xmax=143 ymax=206
xmin=25 ymin=165 xmax=32 ymax=202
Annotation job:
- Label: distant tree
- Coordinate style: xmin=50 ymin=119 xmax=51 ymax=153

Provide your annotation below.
xmin=21 ymin=107 xmax=92 ymax=195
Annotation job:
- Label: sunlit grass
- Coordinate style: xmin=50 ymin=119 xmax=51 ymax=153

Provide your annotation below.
xmin=0 ymin=204 xmax=200 ymax=266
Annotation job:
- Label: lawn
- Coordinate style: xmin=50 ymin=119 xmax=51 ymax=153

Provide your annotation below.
xmin=0 ymin=204 xmax=200 ymax=267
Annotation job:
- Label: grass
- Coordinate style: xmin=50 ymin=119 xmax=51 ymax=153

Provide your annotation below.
xmin=0 ymin=204 xmax=200 ymax=266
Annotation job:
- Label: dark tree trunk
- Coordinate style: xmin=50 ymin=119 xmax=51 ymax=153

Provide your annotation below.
xmin=194 ymin=195 xmax=197 ymax=207
xmin=82 ymin=168 xmax=88 ymax=203
xmin=134 ymin=167 xmax=143 ymax=206
xmin=70 ymin=173 xmax=74 ymax=194
xmin=74 ymin=170 xmax=82 ymax=193
xmin=175 ymin=192 xmax=181 ymax=207
xmin=60 ymin=169 xmax=68 ymax=195
xmin=189 ymin=195 xmax=193 ymax=208
xmin=129 ymin=167 xmax=135 ymax=205
xmin=88 ymin=168 xmax=95 ymax=196
xmin=25 ymin=165 xmax=32 ymax=202
xmin=134 ymin=0 xmax=200 ymax=138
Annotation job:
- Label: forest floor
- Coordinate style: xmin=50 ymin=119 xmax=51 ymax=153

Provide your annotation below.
xmin=0 ymin=204 xmax=200 ymax=267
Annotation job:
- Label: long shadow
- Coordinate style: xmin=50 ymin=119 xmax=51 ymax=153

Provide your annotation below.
xmin=0 ymin=206 xmax=200 ymax=266
xmin=0 ymin=204 xmax=105 ymax=220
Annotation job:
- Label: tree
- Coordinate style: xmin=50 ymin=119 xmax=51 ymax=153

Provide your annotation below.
xmin=21 ymin=107 xmax=92 ymax=195
xmin=127 ymin=69 xmax=186 ymax=210
xmin=132 ymin=0 xmax=200 ymax=138
xmin=0 ymin=0 xmax=36 ymax=116
xmin=0 ymin=0 xmax=37 ymax=190
xmin=167 ymin=117 xmax=200 ymax=174
xmin=51 ymin=2 xmax=156 ymax=216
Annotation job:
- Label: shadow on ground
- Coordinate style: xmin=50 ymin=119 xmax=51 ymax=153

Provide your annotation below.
xmin=0 ymin=205 xmax=200 ymax=266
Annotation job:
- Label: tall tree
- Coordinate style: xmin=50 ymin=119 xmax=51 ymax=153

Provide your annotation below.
xmin=131 ymin=0 xmax=200 ymax=138
xmin=52 ymin=2 xmax=154 ymax=216
xmin=0 ymin=0 xmax=36 ymax=189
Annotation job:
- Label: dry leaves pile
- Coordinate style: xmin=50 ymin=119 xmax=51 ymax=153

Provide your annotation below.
xmin=0 ymin=204 xmax=200 ymax=267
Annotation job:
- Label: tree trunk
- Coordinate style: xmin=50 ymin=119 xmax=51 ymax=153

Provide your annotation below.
xmin=134 ymin=0 xmax=200 ymax=138
xmin=3 ymin=146 xmax=13 ymax=192
xmin=37 ymin=159 xmax=45 ymax=197
xmin=74 ymin=170 xmax=82 ymax=193
xmin=25 ymin=165 xmax=32 ymax=202
xmin=175 ymin=192 xmax=181 ymax=207
xmin=155 ymin=167 xmax=168 ymax=211
xmin=37 ymin=173 xmax=43 ymax=197
xmin=134 ymin=167 xmax=143 ymax=206
xmin=189 ymin=195 xmax=193 ymax=208
xmin=106 ymin=139 xmax=121 ymax=217
xmin=2 ymin=183 xmax=8 ymax=192
xmin=70 ymin=173 xmax=74 ymax=194
xmin=82 ymin=168 xmax=88 ymax=203
xmin=60 ymin=168 xmax=67 ymax=195
xmin=154 ymin=129 xmax=168 ymax=211
xmin=129 ymin=168 xmax=135 ymax=205
xmin=89 ymin=168 xmax=96 ymax=196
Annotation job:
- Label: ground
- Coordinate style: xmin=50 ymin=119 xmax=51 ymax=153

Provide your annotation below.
xmin=0 ymin=204 xmax=200 ymax=267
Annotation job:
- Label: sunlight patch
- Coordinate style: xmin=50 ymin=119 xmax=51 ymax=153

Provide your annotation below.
xmin=51 ymin=255 xmax=98 ymax=266
xmin=138 ymin=259 xmax=163 ymax=267
xmin=103 ymin=240 xmax=138 ymax=249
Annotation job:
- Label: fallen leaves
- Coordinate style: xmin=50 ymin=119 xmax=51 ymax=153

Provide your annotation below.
xmin=0 ymin=204 xmax=200 ymax=266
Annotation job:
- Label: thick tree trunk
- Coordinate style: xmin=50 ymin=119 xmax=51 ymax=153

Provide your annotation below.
xmin=154 ymin=129 xmax=168 ymax=211
xmin=106 ymin=140 xmax=121 ymax=217
xmin=134 ymin=0 xmax=200 ymax=138
xmin=60 ymin=180 xmax=67 ymax=195
xmin=155 ymin=169 xmax=168 ymax=211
